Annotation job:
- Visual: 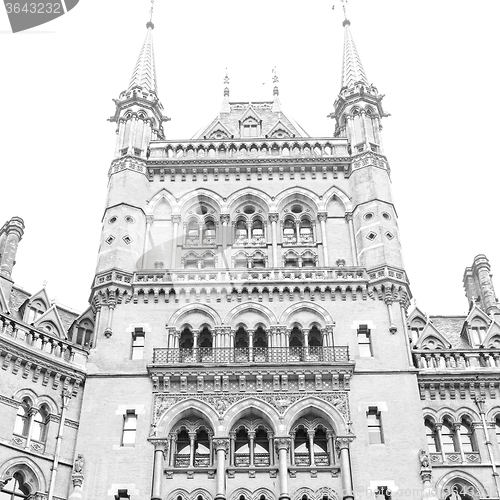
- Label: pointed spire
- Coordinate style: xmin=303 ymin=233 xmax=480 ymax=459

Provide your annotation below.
xmin=340 ymin=8 xmax=369 ymax=89
xmin=128 ymin=2 xmax=158 ymax=94
xmin=272 ymin=67 xmax=282 ymax=113
xmin=220 ymin=69 xmax=231 ymax=114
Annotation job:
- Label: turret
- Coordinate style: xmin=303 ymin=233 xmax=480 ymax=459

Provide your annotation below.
xmin=463 ymin=255 xmax=500 ymax=316
xmin=330 ymin=11 xmax=404 ymax=272
xmin=0 ymin=216 xmax=25 ymax=298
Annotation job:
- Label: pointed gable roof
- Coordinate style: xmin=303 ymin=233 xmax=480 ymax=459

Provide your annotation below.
xmin=33 ymin=305 xmax=67 ymax=339
xmin=266 ymin=119 xmax=296 ymax=139
xmin=203 ymin=120 xmax=234 ymax=140
xmin=483 ymin=320 xmax=500 ymax=349
xmin=341 ymin=19 xmax=369 ymax=89
xmin=0 ymin=285 xmax=10 ymax=314
xmin=414 ymin=321 xmax=452 ymax=350
xmin=407 ymin=306 xmax=427 ymax=324
xmin=464 ymin=304 xmax=491 ymax=325
xmin=128 ymin=23 xmax=158 ymax=94
xmin=239 ymin=105 xmax=263 ymax=124
xmin=25 ymin=287 xmax=51 ymax=311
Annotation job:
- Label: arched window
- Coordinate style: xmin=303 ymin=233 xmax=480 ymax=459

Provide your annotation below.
xmin=203 ymin=220 xmax=216 ymax=245
xmin=75 ymin=319 xmax=94 ymax=348
xmin=31 ymin=405 xmax=49 ymax=443
xmin=308 ymin=326 xmax=324 ymax=360
xmin=172 ymin=420 xmax=213 ymax=468
xmin=179 ymin=328 xmax=194 ymax=362
xmin=283 ymin=218 xmax=296 ymax=244
xmin=299 ymin=218 xmax=313 ymax=243
xmin=470 ymin=317 xmax=488 ymax=346
xmin=202 ymin=253 xmax=215 ymax=269
xmin=234 ymin=252 xmax=248 ymax=269
xmin=251 ymin=252 xmax=266 ymax=269
xmin=425 ymin=419 xmax=439 ymax=453
xmin=302 ymin=251 xmax=317 ymax=268
xmin=409 ymin=318 xmax=425 ymax=344
xmin=495 ymin=416 xmax=500 ymax=447
xmin=441 ymin=421 xmax=457 ymax=453
xmin=0 ymin=473 xmax=30 ymax=500
xmin=183 ymin=252 xmax=198 ymax=269
xmin=186 ymin=220 xmax=200 ymax=246
xmin=235 ymin=220 xmax=247 ymax=243
xmin=459 ymin=419 xmax=476 ymax=453
xmin=27 ymin=299 xmax=46 ymax=324
xmin=251 ymin=218 xmax=265 ymax=243
xmin=284 ymin=252 xmax=299 ymax=268
xmin=13 ymin=400 xmax=30 ymax=437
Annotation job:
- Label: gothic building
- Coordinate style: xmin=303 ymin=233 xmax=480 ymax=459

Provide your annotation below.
xmin=1 ymin=8 xmax=500 ymax=500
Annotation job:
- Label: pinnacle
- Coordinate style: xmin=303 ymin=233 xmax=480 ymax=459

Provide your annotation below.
xmin=128 ymin=25 xmax=158 ymax=94
xmin=341 ymin=20 xmax=369 ymax=89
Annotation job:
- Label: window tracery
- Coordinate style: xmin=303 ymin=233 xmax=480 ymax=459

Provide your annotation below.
xmin=290 ymin=417 xmax=334 ymax=467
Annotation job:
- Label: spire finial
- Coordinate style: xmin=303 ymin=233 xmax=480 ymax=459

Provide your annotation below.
xmin=272 ymin=66 xmax=279 ymax=96
xmin=147 ymin=0 xmax=155 ymax=29
xmin=223 ymin=68 xmax=230 ymax=97
xmin=333 ymin=0 xmax=350 ymax=26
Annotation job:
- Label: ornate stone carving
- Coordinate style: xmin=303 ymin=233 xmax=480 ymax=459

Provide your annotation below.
xmin=212 ymin=438 xmax=230 ymax=454
xmin=419 ymin=449 xmax=432 ymax=483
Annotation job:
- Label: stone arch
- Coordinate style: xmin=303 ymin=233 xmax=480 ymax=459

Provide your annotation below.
xmin=252 ymin=488 xmax=276 ymax=500
xmin=282 ymin=396 xmax=349 ymax=435
xmin=455 ymin=407 xmax=480 ymax=423
xmin=486 ymin=405 xmax=500 ymax=421
xmin=223 ymin=304 xmax=278 ymax=327
xmin=12 ymin=389 xmax=37 ymax=408
xmin=321 ymin=186 xmax=352 ymax=212
xmin=225 ymin=188 xmax=273 ymax=214
xmin=0 ymin=456 xmax=47 ymax=494
xmin=229 ymin=488 xmax=254 ymax=500
xmin=279 ymin=302 xmax=334 ymax=327
xmin=274 ymin=188 xmax=320 ymax=213
xmin=180 ymin=191 xmax=223 ymax=216
xmin=156 ymin=399 xmax=219 ymax=438
xmin=293 ymin=488 xmax=316 ymax=500
xmin=168 ymin=304 xmax=221 ymax=329
xmin=222 ymin=398 xmax=280 ymax=435
xmin=147 ymin=189 xmax=178 ymax=216
xmin=435 ymin=471 xmax=487 ymax=500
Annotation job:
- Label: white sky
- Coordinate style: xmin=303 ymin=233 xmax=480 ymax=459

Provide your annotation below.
xmin=0 ymin=0 xmax=499 ymax=316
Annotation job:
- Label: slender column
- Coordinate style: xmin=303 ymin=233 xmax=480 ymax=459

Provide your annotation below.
xmin=275 ymin=438 xmax=291 ymax=500
xmin=361 ymin=109 xmax=369 ymax=148
xmin=151 ymin=440 xmax=168 ymax=500
xmin=192 ymin=330 xmax=199 ymax=361
xmin=209 ymin=432 xmax=214 ymax=466
xmin=326 ymin=431 xmax=335 ymax=465
xmin=142 ymin=215 xmax=153 ymax=268
xmin=213 ymin=439 xmax=229 ymax=500
xmin=189 ymin=432 xmax=197 ymax=468
xmin=475 ymin=397 xmax=500 ymax=498
xmin=317 ymin=213 xmax=329 ymax=267
xmin=433 ymin=424 xmax=446 ymax=463
xmin=25 ymin=407 xmax=39 ymax=449
xmin=452 ymin=423 xmax=465 ymax=462
xmin=93 ymin=304 xmax=102 ymax=348
xmin=169 ymin=433 xmax=177 ymax=467
xmin=336 ymin=437 xmax=355 ymax=500
xmin=246 ymin=222 xmax=252 ymax=242
xmin=171 ymin=215 xmax=181 ymax=269
xmin=198 ymin=223 xmax=203 ymax=246
xmin=248 ymin=431 xmax=256 ymax=467
xmin=308 ymin=430 xmax=315 ymax=466
xmin=104 ymin=299 xmax=116 ymax=338
xmin=289 ymin=432 xmax=295 ymax=465
xmin=248 ymin=329 xmax=254 ymax=362
xmin=303 ymin=329 xmax=310 ymax=361
xmin=345 ymin=213 xmax=358 ymax=266
xmin=269 ymin=214 xmax=279 ymax=267
xmin=268 ymin=432 xmax=275 ymax=466
xmin=346 ymin=115 xmax=356 ymax=149
xmin=128 ymin=116 xmax=137 ymax=153
xmin=220 ymin=215 xmax=230 ymax=269
xmin=229 ymin=432 xmax=236 ymax=467
xmin=47 ymin=391 xmax=71 ymax=500
xmin=385 ymin=296 xmax=397 ymax=334
xmin=115 ymin=119 xmax=125 ymax=156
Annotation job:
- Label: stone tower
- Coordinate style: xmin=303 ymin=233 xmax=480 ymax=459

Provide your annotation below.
xmin=77 ymin=10 xmax=423 ymax=500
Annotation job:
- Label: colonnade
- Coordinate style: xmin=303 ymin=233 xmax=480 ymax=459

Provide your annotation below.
xmin=150 ymin=435 xmax=355 ymax=500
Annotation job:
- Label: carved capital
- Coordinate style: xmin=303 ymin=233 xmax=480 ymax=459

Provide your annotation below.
xmin=269 ymin=213 xmax=279 ymax=224
xmin=171 ymin=215 xmax=181 ymax=224
xmin=220 ymin=214 xmax=230 ymax=225
xmin=71 ymin=473 xmax=84 ymax=488
xmin=475 ymin=396 xmax=487 ymax=414
xmin=420 ymin=467 xmax=432 ymax=484
xmin=274 ymin=437 xmax=291 ymax=452
xmin=213 ymin=438 xmax=230 ymax=454
xmin=335 ymin=435 xmax=355 ymax=453
xmin=317 ymin=212 xmax=328 ymax=223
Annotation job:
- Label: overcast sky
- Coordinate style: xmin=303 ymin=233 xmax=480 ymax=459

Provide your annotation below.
xmin=0 ymin=0 xmax=499 ymax=316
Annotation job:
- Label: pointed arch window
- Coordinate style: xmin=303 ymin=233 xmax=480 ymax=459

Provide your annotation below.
xmin=440 ymin=421 xmax=457 ymax=453
xmin=235 ymin=220 xmax=248 ymax=244
xmin=425 ymin=419 xmax=439 ymax=453
xmin=409 ymin=318 xmax=425 ymax=345
xmin=458 ymin=419 xmax=476 ymax=453
xmin=0 ymin=473 xmax=30 ymax=500
xmin=13 ymin=400 xmax=30 ymax=437
xmin=202 ymin=220 xmax=216 ymax=245
xmin=27 ymin=299 xmax=46 ymax=324
xmin=470 ymin=317 xmax=488 ymax=346
xmin=186 ymin=221 xmax=200 ymax=246
xmin=299 ymin=218 xmax=314 ymax=244
xmin=251 ymin=218 xmax=265 ymax=244
xmin=284 ymin=252 xmax=299 ymax=268
xmin=30 ymin=405 xmax=49 ymax=443
xmin=283 ymin=218 xmax=297 ymax=244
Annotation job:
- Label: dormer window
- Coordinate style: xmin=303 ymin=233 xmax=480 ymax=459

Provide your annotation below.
xmin=470 ymin=317 xmax=488 ymax=345
xmin=241 ymin=118 xmax=259 ymax=138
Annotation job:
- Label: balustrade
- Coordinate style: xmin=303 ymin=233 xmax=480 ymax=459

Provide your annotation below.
xmin=413 ymin=349 xmax=500 ymax=370
xmin=293 ymin=452 xmax=329 ymax=467
xmin=0 ymin=313 xmax=84 ymax=364
xmin=153 ymin=346 xmax=349 ymax=364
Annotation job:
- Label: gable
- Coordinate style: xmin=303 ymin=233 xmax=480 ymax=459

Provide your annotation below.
xmin=33 ymin=305 xmax=67 ymax=339
xmin=414 ymin=321 xmax=452 ymax=350
xmin=203 ymin=120 xmax=234 ymax=140
xmin=266 ymin=119 xmax=295 ymax=139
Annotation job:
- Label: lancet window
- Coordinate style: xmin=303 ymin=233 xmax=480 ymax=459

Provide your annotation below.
xmin=230 ymin=418 xmax=273 ymax=468
xmin=13 ymin=398 xmax=51 ymax=449
xmin=469 ymin=317 xmax=488 ymax=346
xmin=290 ymin=417 xmax=335 ymax=467
xmin=0 ymin=473 xmax=30 ymax=500
xmin=170 ymin=420 xmax=213 ymax=468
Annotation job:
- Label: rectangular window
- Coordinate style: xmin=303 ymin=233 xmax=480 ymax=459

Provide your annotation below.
xmin=367 ymin=407 xmax=383 ymax=444
xmin=357 ymin=325 xmax=372 ymax=357
xmin=121 ymin=410 xmax=137 ymax=446
xmin=131 ymin=328 xmax=145 ymax=360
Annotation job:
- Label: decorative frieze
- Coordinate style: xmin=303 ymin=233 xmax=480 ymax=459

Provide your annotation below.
xmin=417 ymin=377 xmax=499 ymax=400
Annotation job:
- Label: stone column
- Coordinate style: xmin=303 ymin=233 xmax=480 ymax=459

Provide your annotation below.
xmin=248 ymin=431 xmax=256 ymax=467
xmin=289 ymin=432 xmax=295 ymax=465
xmin=169 ymin=433 xmax=177 ymax=467
xmin=151 ymin=440 xmax=168 ymax=500
xmin=192 ymin=330 xmax=199 ymax=361
xmin=303 ymin=329 xmax=310 ymax=361
xmin=213 ymin=438 xmax=229 ymax=500
xmin=345 ymin=213 xmax=358 ymax=266
xmin=220 ymin=214 xmax=230 ymax=269
xmin=171 ymin=215 xmax=181 ymax=269
xmin=248 ymin=329 xmax=254 ymax=362
xmin=25 ymin=407 xmax=39 ymax=449
xmin=103 ymin=299 xmax=116 ymax=339
xmin=326 ymin=431 xmax=335 ymax=465
xmin=308 ymin=430 xmax=315 ymax=466
xmin=229 ymin=432 xmax=236 ymax=467
xmin=0 ymin=217 xmax=25 ymax=278
xmin=317 ymin=213 xmax=329 ymax=267
xmin=275 ymin=438 xmax=291 ymax=500
xmin=189 ymin=432 xmax=197 ymax=468
xmin=268 ymin=432 xmax=275 ymax=466
xmin=336 ymin=437 xmax=355 ymax=500
xmin=115 ymin=118 xmax=125 ymax=156
xmin=142 ymin=215 xmax=154 ymax=268
xmin=269 ymin=214 xmax=279 ymax=267
xmin=384 ymin=295 xmax=397 ymax=334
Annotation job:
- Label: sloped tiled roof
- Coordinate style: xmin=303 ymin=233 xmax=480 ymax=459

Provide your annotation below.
xmin=429 ymin=316 xmax=469 ymax=349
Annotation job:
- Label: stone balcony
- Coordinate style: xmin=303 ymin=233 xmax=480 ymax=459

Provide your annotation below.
xmin=152 ymin=346 xmax=349 ymax=365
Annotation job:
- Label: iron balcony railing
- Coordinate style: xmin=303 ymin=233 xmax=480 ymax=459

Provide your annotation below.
xmin=153 ymin=346 xmax=349 ymax=364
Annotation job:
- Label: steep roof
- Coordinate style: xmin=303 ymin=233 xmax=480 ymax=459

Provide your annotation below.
xmin=194 ymin=101 xmax=309 ymax=140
